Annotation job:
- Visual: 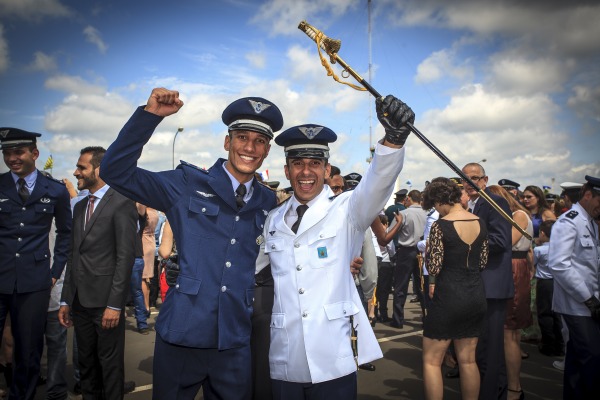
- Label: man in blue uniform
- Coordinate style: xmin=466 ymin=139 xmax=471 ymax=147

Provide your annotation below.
xmin=99 ymin=88 xmax=283 ymax=399
xmin=0 ymin=128 xmax=71 ymax=399
xmin=549 ymin=175 xmax=600 ymax=399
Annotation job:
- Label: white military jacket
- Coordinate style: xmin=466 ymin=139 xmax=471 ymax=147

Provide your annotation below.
xmin=256 ymin=142 xmax=405 ymax=383
xmin=549 ymin=202 xmax=600 ymax=316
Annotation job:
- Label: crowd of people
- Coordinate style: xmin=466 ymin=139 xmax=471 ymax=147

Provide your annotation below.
xmin=0 ymin=88 xmax=598 ymax=400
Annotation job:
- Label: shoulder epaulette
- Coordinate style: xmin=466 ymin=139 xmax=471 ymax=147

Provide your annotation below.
xmin=44 ymin=175 xmax=65 ymax=185
xmin=565 ymin=210 xmax=578 ymax=219
xmin=179 ymin=160 xmax=208 ymax=174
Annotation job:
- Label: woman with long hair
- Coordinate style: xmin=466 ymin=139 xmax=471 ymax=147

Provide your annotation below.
xmin=421 ymin=178 xmax=489 ymax=400
xmin=488 ymin=185 xmax=534 ymax=400
xmin=522 ymin=185 xmax=555 ymax=241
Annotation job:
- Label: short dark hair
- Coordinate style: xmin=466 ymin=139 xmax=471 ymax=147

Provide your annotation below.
xmin=422 ymin=177 xmax=462 ymax=210
xmin=329 ymin=165 xmax=341 ymax=177
xmin=80 ymin=146 xmax=106 ymax=169
xmin=408 ymin=189 xmax=422 ymax=203
xmin=539 ymin=219 xmax=555 ymax=238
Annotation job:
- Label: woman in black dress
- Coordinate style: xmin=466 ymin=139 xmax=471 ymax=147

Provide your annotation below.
xmin=422 ymin=178 xmax=489 ymax=400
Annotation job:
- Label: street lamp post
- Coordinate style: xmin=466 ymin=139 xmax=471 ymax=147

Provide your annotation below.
xmin=478 ymin=158 xmax=487 ymax=163
xmin=172 ymin=127 xmax=184 ymax=169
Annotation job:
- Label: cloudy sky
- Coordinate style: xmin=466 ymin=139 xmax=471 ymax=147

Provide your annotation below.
xmin=1 ymin=0 xmax=598 ymax=198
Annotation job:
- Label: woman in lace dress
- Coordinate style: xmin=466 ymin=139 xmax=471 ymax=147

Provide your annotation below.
xmin=422 ymin=178 xmax=489 ymax=400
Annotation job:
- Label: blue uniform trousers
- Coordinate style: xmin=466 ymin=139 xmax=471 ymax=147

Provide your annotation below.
xmin=561 ymin=314 xmax=600 ymax=399
xmin=0 ymin=288 xmax=50 ymax=400
xmin=153 ymin=333 xmax=251 ymax=400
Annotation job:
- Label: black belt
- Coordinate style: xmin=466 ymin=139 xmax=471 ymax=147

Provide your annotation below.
xmin=255 ymin=265 xmax=274 ymax=287
xmin=512 ymin=251 xmax=528 ymax=259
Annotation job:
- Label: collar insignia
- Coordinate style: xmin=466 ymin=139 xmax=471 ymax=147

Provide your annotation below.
xmin=269 ymin=231 xmax=276 ymax=236
xmin=256 ymin=235 xmax=264 ymax=245
xmin=40 ymin=198 xmax=51 ymax=203
xmin=196 ymin=191 xmax=215 ymax=198
xmin=248 ymin=99 xmax=271 ymax=114
xmin=298 ymin=126 xmax=323 ymax=140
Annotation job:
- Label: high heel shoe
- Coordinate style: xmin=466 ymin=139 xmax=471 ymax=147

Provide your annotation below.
xmin=508 ymin=388 xmax=525 ymax=400
xmin=369 ymin=317 xmax=377 ymax=327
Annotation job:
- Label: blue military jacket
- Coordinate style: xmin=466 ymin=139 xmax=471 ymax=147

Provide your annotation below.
xmin=0 ymin=171 xmax=72 ymax=294
xmin=100 ymin=107 xmax=276 ymax=349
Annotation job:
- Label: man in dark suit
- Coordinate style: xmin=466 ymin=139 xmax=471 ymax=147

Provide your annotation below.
xmin=462 ymin=162 xmax=513 ymax=400
xmin=0 ymin=128 xmax=72 ymax=399
xmin=58 ymin=146 xmax=137 ymax=399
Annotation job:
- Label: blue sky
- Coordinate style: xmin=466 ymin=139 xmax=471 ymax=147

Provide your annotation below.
xmin=1 ymin=0 xmax=598 ymax=197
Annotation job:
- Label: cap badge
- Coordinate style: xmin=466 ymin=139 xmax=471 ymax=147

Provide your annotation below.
xmin=0 ymin=130 xmax=8 ymax=138
xmin=248 ymin=100 xmax=271 ymax=114
xmin=40 ymin=198 xmax=51 ymax=203
xmin=298 ymin=126 xmax=323 ymax=140
xmin=348 ymin=174 xmax=360 ymax=180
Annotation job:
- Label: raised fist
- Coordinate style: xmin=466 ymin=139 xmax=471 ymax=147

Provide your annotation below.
xmin=144 ymin=87 xmax=184 ymax=117
xmin=376 ymin=95 xmax=415 ymax=146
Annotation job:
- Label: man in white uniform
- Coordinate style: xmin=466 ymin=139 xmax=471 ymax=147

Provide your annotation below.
xmin=548 ymin=175 xmax=600 ymax=399
xmin=256 ymin=95 xmax=414 ymax=399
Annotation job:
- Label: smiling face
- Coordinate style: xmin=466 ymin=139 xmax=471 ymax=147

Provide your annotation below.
xmin=73 ymin=152 xmax=103 ymax=192
xmin=285 ymin=158 xmax=331 ymax=204
xmin=2 ymin=145 xmax=39 ymax=178
xmin=224 ymin=130 xmax=271 ymax=183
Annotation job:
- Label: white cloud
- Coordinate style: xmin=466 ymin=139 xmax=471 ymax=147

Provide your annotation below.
xmin=415 ymin=48 xmax=473 ymax=84
xmin=568 ymin=85 xmax=600 ymax=123
xmin=27 ymin=51 xmax=57 ymax=72
xmin=0 ymin=24 xmax=7 ymax=73
xmin=0 ymin=0 xmax=72 ymax=21
xmin=487 ymin=52 xmax=568 ymax=96
xmin=251 ymin=0 xmax=360 ymax=36
xmin=83 ymin=25 xmax=108 ymax=54
xmin=245 ymin=51 xmax=266 ymax=69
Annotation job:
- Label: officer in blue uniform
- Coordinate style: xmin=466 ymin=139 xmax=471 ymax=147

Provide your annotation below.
xmin=0 ymin=128 xmax=71 ymax=399
xmin=548 ymin=175 xmax=600 ymax=399
xmin=498 ymin=178 xmax=520 ymax=198
xmin=99 ymin=88 xmax=283 ymax=400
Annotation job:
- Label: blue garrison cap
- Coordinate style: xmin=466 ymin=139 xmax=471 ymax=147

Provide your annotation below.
xmin=585 ymin=175 xmax=600 ymax=193
xmin=275 ymin=124 xmax=337 ymax=159
xmin=0 ymin=127 xmax=41 ymax=150
xmin=222 ymin=97 xmax=283 ymax=139
xmin=498 ymin=179 xmax=520 ymax=189
xmin=344 ymin=172 xmax=362 ymax=188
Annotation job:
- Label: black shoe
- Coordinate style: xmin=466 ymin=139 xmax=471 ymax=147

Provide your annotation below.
xmin=73 ymin=382 xmax=82 ymax=395
xmin=138 ymin=327 xmax=151 ymax=335
xmin=538 ymin=345 xmax=555 ymax=357
xmin=124 ymin=381 xmax=136 ymax=394
xmin=521 ymin=351 xmax=530 ymax=360
xmin=358 ymin=363 xmax=376 ymax=371
xmin=37 ymin=375 xmax=47 ymax=386
xmin=445 ymin=366 xmax=460 ymax=378
xmin=369 ymin=317 xmax=377 ymax=327
xmin=378 ymin=315 xmax=391 ymax=323
xmin=389 ymin=321 xmax=403 ymax=329
xmin=409 ymin=297 xmax=420 ymax=303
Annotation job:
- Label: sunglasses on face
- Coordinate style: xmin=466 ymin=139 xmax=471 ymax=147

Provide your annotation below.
xmin=330 ymin=186 xmax=343 ymax=192
xmin=461 ymin=176 xmax=485 ymax=182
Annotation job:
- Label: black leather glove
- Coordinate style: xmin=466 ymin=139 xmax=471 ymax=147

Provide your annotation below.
xmin=376 ymin=95 xmax=415 ymax=146
xmin=163 ymin=259 xmax=180 ymax=287
xmin=584 ymin=296 xmax=600 ymax=321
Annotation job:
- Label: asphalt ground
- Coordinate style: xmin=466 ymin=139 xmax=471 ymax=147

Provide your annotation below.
xmin=31 ymin=297 xmax=564 ymax=399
